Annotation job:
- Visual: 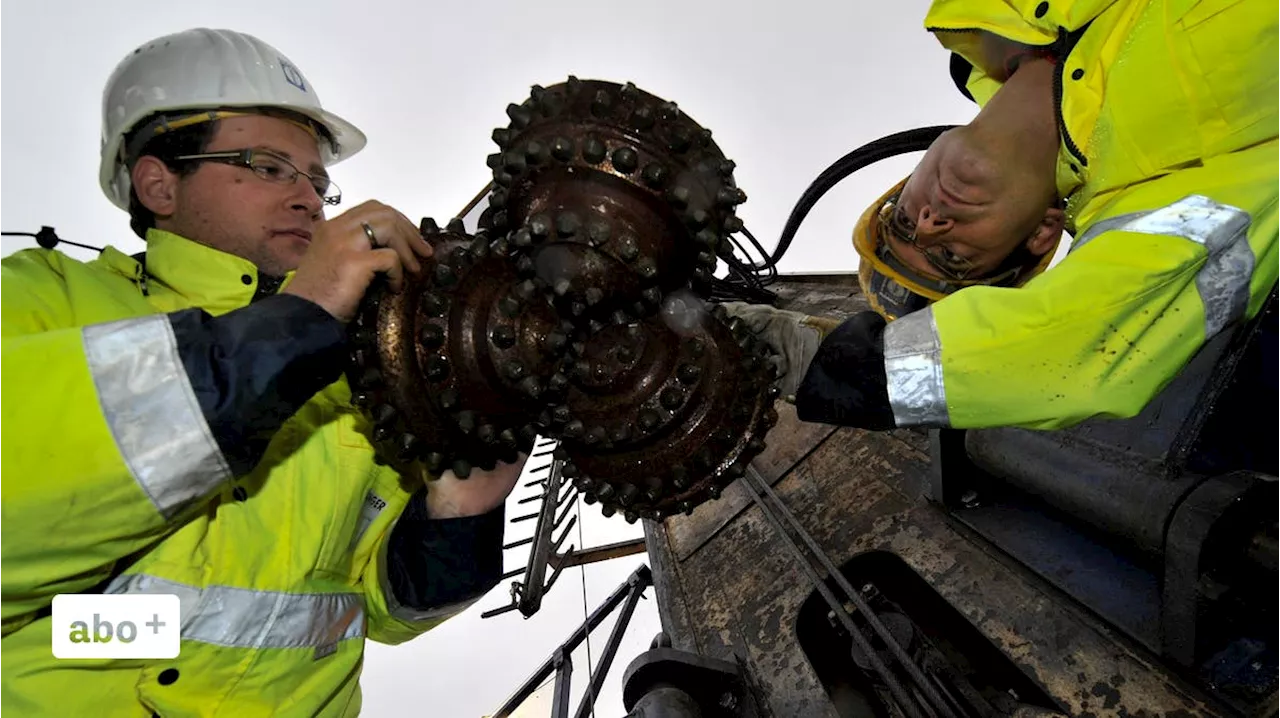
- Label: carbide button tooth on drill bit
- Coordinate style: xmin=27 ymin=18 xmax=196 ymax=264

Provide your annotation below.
xmin=398 ymin=433 xmax=421 ymax=458
xmin=529 ymin=214 xmax=552 ymax=239
xmin=518 ymin=376 xmax=542 ymax=399
xmin=617 ymin=236 xmax=640 ymax=262
xmin=439 ymin=388 xmax=459 ymax=411
xmin=631 ymin=105 xmax=655 ymax=130
xmin=641 ymin=287 xmax=662 ymax=306
xmin=697 ymin=251 xmax=716 ymax=267
xmin=708 ymin=485 xmax=722 ymax=500
xmin=687 ymin=209 xmax=710 ymax=229
xmin=447 ymin=217 xmax=466 ymax=235
xmin=583 ymin=426 xmax=606 ymax=445
xmin=601 ymin=504 xmax=616 ymax=517
xmin=570 ymin=302 xmax=586 ymax=317
xmin=585 ymin=287 xmax=604 ymax=306
xmin=624 ymin=511 xmax=638 ymax=524
xmin=450 ymin=246 xmax=473 ymax=268
xmin=668 ymin=127 xmax=692 ymax=153
xmin=583 ymin=492 xmax=598 ymax=505
xmin=660 ymin=387 xmax=684 ymax=410
xmin=435 ymin=264 xmax=458 ymax=288
xmin=551 ymin=405 xmax=572 ymax=424
xmin=351 ymin=392 xmax=373 ymax=407
xmin=747 ymin=437 xmax=767 ymax=454
xmin=490 ymin=324 xmax=516 ymax=349
xmin=506 ymin=102 xmax=532 ymax=128
xmin=553 ymin=446 xmax=570 ymax=461
xmin=544 ymin=332 xmax=568 ymax=354
xmin=570 ymin=341 xmax=587 ymax=356
xmin=456 ymin=410 xmax=477 ymax=434
xmin=669 ymin=185 xmax=691 ymax=209
xmin=676 ymin=363 xmax=702 ymax=385
xmin=563 ymin=420 xmax=584 ymax=439
xmin=452 ymin=458 xmax=473 ymax=479
xmin=552 ymin=136 xmax=574 ymax=161
xmin=555 ymin=212 xmax=579 ymax=237
xmin=646 ymin=487 xmax=662 ymax=503
xmin=499 ymin=296 xmax=522 ymax=318
xmin=696 ymin=229 xmax=719 ymax=247
xmin=635 ymin=258 xmax=658 ymax=280
xmin=681 ymin=500 xmax=695 ymax=516
xmin=420 ymin=217 xmax=441 ymax=235
xmin=426 ymin=356 xmax=451 ymax=382
xmin=694 ymin=267 xmax=712 ymax=283
xmin=611 ymin=424 xmax=631 ymax=443
xmin=597 ymin=483 xmax=616 ymax=499
xmin=485 ymin=152 xmax=503 ymax=169
xmin=611 ymin=147 xmax=639 ymax=174
xmin=494 ymin=171 xmax=513 ymax=187
xmin=525 ymin=140 xmax=547 ymax=165
xmin=373 ymin=403 xmax=397 ymax=426
xmin=547 ymin=371 xmax=570 ymax=393
xmin=513 ymin=228 xmax=534 ymax=248
xmin=516 ymin=280 xmax=538 ymax=301
xmin=477 ymin=424 xmax=496 ymax=444
xmin=587 ymin=221 xmax=610 ymax=246
xmin=583 ymin=136 xmax=607 ymax=164
xmin=553 ymin=279 xmax=571 ymax=297
xmin=724 ymin=216 xmax=745 ymax=233
xmin=575 ymin=476 xmax=595 ymax=491
xmin=490 ymin=235 xmax=511 ymax=257
xmin=492 ymin=128 xmax=511 ymax=148
xmin=502 ymin=151 xmax=527 ymax=175
xmin=671 ymin=465 xmax=689 ymax=489
xmin=611 ymin=310 xmax=631 ymax=326
xmin=373 ymin=425 xmax=392 ymax=442
xmin=716 ymin=187 xmax=740 ymax=207
xmin=499 ymin=428 xmax=518 ymax=447
xmin=492 ymin=209 xmax=509 ymax=228
xmin=719 ymin=159 xmax=737 ymax=175
xmin=639 ymin=409 xmax=660 ymax=432
xmin=698 ymin=128 xmax=713 ymax=146
xmin=520 ymin=423 xmax=541 ymax=444
xmin=590 ymin=89 xmax=612 ymax=116
xmin=425 ymin=452 xmax=445 ymax=473
xmin=591 ymin=362 xmax=609 ymax=381
xmin=726 ymin=461 xmax=745 ymax=478
xmin=504 ymin=361 xmax=527 ymax=381
xmin=658 ymin=100 xmax=679 ymax=118
xmin=641 ymin=162 xmax=668 ymax=188
xmin=420 ymin=324 xmax=445 ymax=349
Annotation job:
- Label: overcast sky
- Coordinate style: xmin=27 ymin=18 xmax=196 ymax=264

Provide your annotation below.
xmin=2 ymin=1 xmax=979 ymax=715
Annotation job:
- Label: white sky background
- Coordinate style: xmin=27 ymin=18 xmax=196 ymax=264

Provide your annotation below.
xmin=2 ymin=1 xmax=983 ymax=716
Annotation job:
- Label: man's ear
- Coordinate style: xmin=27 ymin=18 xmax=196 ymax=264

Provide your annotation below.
xmin=131 ymin=156 xmax=180 ymax=218
xmin=1026 ymin=206 xmax=1065 ymax=256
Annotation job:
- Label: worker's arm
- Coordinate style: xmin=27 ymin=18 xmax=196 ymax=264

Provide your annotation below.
xmin=0 ymin=249 xmax=347 ymax=629
xmin=800 ymin=146 xmax=1277 ymax=431
xmin=356 ymin=462 xmax=521 ymax=645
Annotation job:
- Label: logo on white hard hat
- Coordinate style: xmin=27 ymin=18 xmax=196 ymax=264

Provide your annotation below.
xmin=280 ymin=58 xmax=307 ymax=92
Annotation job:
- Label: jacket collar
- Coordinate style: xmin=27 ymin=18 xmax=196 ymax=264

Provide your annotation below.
xmin=138 ymin=229 xmax=295 ymax=316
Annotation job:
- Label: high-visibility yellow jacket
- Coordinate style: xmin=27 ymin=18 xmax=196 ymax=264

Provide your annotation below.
xmin=1 ymin=229 xmax=504 ymax=716
xmin=798 ymin=0 xmax=1278 ymax=430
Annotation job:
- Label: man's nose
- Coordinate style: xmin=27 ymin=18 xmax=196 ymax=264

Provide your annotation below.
xmin=914 ymin=204 xmax=953 ymax=243
xmin=289 ymin=181 xmax=324 ymax=215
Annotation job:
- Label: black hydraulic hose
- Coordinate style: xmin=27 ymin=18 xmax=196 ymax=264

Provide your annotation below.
xmin=755 ymin=125 xmax=958 ymax=277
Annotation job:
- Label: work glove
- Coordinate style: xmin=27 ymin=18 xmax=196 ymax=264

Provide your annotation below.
xmin=720 ymin=302 xmax=843 ymax=400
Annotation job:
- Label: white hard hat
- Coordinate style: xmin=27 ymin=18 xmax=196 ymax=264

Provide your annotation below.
xmin=98 ymin=27 xmax=367 ymax=210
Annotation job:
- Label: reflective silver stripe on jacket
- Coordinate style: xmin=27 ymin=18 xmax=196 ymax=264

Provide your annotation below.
xmin=105 ymin=573 xmax=364 ymax=650
xmin=82 ymin=314 xmax=232 ymax=519
xmin=883 ymin=307 xmax=950 ymax=428
xmin=377 ymin=513 xmax=483 ymax=624
xmin=1070 ymin=194 xmax=1254 ymax=338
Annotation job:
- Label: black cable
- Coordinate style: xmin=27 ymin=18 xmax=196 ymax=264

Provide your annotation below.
xmin=2 ymin=226 xmax=104 ymax=253
xmin=707 ymin=125 xmax=959 ymax=305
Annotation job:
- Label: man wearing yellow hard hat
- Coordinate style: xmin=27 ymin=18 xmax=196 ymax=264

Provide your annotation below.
xmin=733 ymin=0 xmax=1278 ymax=432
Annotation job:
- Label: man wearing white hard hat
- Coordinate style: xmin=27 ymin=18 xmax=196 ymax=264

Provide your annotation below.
xmin=1 ymin=28 xmax=522 ymax=715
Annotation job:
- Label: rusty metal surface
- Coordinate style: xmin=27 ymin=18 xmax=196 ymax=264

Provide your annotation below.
xmin=643 ymin=277 xmax=1226 ymax=718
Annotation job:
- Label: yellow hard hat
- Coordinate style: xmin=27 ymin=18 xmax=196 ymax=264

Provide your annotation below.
xmin=852 ymin=176 xmax=1058 ymax=321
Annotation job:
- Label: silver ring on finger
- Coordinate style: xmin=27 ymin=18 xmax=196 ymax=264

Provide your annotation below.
xmin=362 ymin=222 xmax=379 ymax=248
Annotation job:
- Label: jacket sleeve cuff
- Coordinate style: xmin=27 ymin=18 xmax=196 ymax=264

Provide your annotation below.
xmin=168 ymin=293 xmax=348 ymax=476
xmin=794 ymin=311 xmax=897 ymax=430
xmin=383 ymin=488 xmax=505 ymax=617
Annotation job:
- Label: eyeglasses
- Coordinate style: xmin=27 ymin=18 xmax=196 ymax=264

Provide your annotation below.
xmin=172 ymin=149 xmax=341 ymax=206
xmin=878 ymin=190 xmax=976 ymax=280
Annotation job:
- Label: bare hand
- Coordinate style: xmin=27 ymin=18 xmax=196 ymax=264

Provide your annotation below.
xmin=284 ymin=200 xmax=433 ymax=323
xmin=423 ymin=456 xmax=528 ymax=519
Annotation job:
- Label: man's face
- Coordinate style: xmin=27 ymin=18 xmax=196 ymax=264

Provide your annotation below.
xmin=161 ymin=115 xmax=329 ymax=276
xmin=891 ymin=127 xmax=1061 ymax=280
